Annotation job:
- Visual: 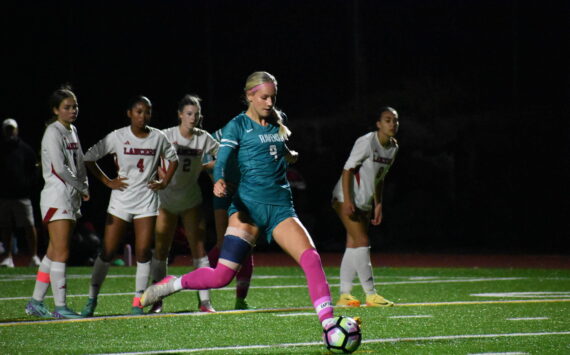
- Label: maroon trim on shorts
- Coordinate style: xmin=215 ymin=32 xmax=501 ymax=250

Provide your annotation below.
xmin=43 ymin=207 xmax=58 ymax=224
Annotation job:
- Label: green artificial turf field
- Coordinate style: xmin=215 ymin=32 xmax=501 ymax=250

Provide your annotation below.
xmin=1 ymin=265 xmax=569 ymax=354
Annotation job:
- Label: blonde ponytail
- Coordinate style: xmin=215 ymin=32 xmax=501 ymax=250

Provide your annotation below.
xmin=273 ymin=108 xmax=291 ymax=140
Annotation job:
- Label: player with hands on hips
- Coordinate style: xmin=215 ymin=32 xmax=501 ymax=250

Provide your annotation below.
xmin=333 ymin=106 xmax=399 ymax=308
xmin=81 ymin=96 xmax=178 ymax=316
xmin=149 ymin=94 xmax=219 ymax=313
xmin=141 ymin=71 xmax=338 ymax=333
xmin=25 ymin=86 xmax=89 ymax=319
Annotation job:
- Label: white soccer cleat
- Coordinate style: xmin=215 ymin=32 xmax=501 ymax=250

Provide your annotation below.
xmin=141 ymin=275 xmax=178 ymax=308
xmin=0 ymin=256 xmax=14 ymax=268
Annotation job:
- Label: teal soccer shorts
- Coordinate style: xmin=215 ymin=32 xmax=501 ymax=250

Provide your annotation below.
xmin=228 ymin=196 xmax=297 ymax=243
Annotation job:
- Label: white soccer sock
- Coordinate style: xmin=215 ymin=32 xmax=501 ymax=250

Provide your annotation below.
xmin=32 ymin=256 xmax=52 ymax=302
xmin=151 ymin=256 xmax=167 ymax=283
xmin=339 ymin=248 xmax=357 ymax=295
xmin=352 ymin=246 xmax=377 ymax=295
xmin=32 ymin=255 xmax=52 ymax=302
xmin=88 ymin=256 xmax=110 ymax=299
xmin=193 ymin=256 xmax=211 ymax=302
xmin=50 ymin=261 xmax=67 ymax=307
xmin=135 ymin=261 xmax=151 ymax=299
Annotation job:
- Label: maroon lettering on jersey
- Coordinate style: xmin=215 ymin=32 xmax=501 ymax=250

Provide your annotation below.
xmin=373 ymin=154 xmax=392 ymax=164
xmin=66 ymin=142 xmax=78 ymax=150
xmin=177 ymin=147 xmax=203 ymax=156
xmin=123 ymin=147 xmax=157 ymax=156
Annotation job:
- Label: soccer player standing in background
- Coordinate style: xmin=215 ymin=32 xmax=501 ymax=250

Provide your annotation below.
xmin=141 ymin=71 xmax=340 ymax=333
xmin=80 ymin=96 xmax=178 ymax=316
xmin=206 ymin=126 xmax=255 ymax=310
xmin=150 ymin=94 xmax=219 ymax=313
xmin=26 ymin=86 xmax=89 ymax=319
xmin=332 ymin=106 xmax=399 ymax=308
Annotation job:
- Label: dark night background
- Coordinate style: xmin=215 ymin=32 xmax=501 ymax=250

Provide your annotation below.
xmin=1 ymin=1 xmax=568 ymax=256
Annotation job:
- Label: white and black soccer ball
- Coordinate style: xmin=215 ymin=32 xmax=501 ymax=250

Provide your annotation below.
xmin=322 ymin=316 xmax=362 ymax=353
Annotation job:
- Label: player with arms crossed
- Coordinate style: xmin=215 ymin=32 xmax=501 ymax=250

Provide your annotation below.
xmin=26 ymin=86 xmax=89 ymax=319
xmin=333 ymin=106 xmax=399 ymax=308
xmin=150 ymin=94 xmax=218 ymax=313
xmin=81 ymin=96 xmax=178 ymax=316
xmin=141 ymin=71 xmax=341 ymax=333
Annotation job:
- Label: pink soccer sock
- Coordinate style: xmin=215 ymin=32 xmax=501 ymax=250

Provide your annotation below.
xmin=299 ymin=248 xmax=334 ymax=322
xmin=236 ymin=253 xmax=254 ymax=299
xmin=180 ymin=263 xmax=236 ymax=290
xmin=207 ymin=246 xmax=220 ymax=268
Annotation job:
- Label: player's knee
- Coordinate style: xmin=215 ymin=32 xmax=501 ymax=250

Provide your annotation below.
xmin=219 ymin=234 xmax=253 ymax=265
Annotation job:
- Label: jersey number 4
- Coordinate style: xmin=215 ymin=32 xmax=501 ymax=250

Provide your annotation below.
xmin=269 ymin=144 xmax=278 ymax=160
xmin=137 ymin=158 xmax=145 ymax=172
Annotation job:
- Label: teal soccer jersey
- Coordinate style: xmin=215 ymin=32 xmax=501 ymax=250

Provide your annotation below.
xmin=211 ymin=127 xmax=240 ymax=186
xmin=214 ymin=112 xmax=292 ymax=206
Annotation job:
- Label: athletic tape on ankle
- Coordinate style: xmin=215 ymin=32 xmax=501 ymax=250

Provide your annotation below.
xmin=219 ymin=235 xmax=252 ymax=263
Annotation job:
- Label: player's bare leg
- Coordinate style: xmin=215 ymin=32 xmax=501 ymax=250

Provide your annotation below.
xmin=82 ymin=214 xmax=128 ymax=316
xmin=141 ymin=212 xmax=257 ymax=308
xmin=131 ymin=216 xmax=155 ymax=314
xmin=334 ymin=202 xmax=393 ymax=307
xmin=182 ymin=206 xmax=215 ymax=312
xmin=149 ymin=208 xmax=177 ymax=313
xmin=43 ymin=220 xmax=81 ymax=318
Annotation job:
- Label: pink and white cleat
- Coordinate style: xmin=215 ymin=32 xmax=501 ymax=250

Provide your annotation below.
xmin=141 ymin=275 xmax=178 ymax=308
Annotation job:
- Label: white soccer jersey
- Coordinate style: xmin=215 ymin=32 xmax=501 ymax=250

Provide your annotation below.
xmin=159 ymin=126 xmax=219 ymax=213
xmin=40 ymin=121 xmax=88 ymax=215
xmin=332 ymin=132 xmax=398 ymax=211
xmin=84 ymin=126 xmax=178 ymax=216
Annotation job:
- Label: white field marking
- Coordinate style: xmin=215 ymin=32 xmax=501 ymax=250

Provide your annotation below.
xmin=506 ymin=317 xmax=549 ymax=321
xmin=3 ymin=299 xmax=570 ymax=327
xmin=94 ymin=331 xmax=570 ymax=354
xmin=388 ymin=315 xmax=433 ymax=319
xmin=0 ymin=276 xmax=531 ymax=301
xmin=468 ymin=352 xmax=528 ymax=355
xmin=0 ymin=274 xmax=137 ymax=282
xmin=275 ymin=312 xmax=315 ymax=317
xmin=472 ymin=292 xmax=570 ymax=298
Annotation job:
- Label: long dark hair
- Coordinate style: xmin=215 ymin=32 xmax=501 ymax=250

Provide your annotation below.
xmin=47 ymin=84 xmax=76 ymax=125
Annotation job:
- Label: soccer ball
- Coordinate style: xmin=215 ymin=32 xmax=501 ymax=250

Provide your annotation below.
xmin=322 ymin=316 xmax=362 ymax=353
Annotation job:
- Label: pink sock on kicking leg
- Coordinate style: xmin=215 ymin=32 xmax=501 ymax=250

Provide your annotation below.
xmin=180 ymin=263 xmax=236 ymax=290
xmin=207 ymin=246 xmax=220 ymax=268
xmin=299 ymin=248 xmax=334 ymax=323
xmin=236 ymin=253 xmax=254 ymax=299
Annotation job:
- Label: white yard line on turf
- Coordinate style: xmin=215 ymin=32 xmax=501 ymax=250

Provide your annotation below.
xmin=0 ymin=276 xmax=537 ymax=302
xmin=472 ymin=292 xmax=570 ymax=298
xmin=506 ymin=317 xmax=549 ymax=321
xmin=2 ymin=299 xmax=570 ymax=327
xmin=275 ymin=312 xmax=315 ymax=317
xmin=389 ymin=315 xmax=433 ymax=319
xmin=95 ymin=331 xmax=570 ymax=354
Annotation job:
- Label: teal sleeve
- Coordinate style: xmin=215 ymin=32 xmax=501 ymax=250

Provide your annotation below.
xmin=213 ymin=120 xmax=239 ymax=181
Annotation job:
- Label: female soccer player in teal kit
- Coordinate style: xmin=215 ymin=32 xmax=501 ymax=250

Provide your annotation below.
xmin=141 ymin=71 xmax=338 ymax=331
